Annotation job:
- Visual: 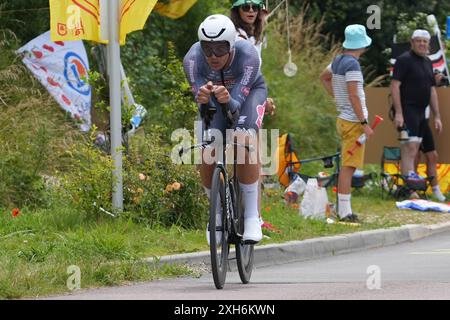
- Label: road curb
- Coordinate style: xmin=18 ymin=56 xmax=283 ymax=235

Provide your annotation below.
xmin=145 ymin=221 xmax=450 ymax=270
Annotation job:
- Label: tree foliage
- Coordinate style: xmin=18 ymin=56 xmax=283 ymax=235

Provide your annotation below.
xmin=294 ymin=0 xmax=450 ymax=82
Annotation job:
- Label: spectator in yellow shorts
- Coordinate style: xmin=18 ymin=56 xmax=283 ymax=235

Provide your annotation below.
xmin=337 ymin=119 xmax=366 ymax=169
xmin=320 ymin=24 xmax=373 ymax=222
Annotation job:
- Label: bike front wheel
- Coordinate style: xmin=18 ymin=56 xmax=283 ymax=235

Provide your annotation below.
xmin=209 ymin=166 xmax=229 ymax=289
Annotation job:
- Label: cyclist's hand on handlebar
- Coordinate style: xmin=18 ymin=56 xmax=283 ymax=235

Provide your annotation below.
xmin=197 ymin=81 xmax=214 ymax=104
xmin=212 ymin=85 xmax=230 ymax=104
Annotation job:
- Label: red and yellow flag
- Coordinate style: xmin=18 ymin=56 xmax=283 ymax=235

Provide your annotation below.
xmin=50 ymin=0 xmax=157 ymax=44
xmin=154 ymin=0 xmax=198 ymax=19
xmin=50 ymin=0 xmax=103 ymax=42
xmin=119 ymin=0 xmax=158 ymax=44
xmin=50 ymin=0 xmax=197 ymax=44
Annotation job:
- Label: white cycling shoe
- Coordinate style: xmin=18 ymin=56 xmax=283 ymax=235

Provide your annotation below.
xmin=242 ymin=218 xmax=263 ymax=244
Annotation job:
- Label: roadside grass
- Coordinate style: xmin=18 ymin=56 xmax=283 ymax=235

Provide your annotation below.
xmin=0 ymin=205 xmax=203 ymax=299
xmin=258 ymin=185 xmax=450 ymax=245
xmin=2 ymin=182 xmax=448 ymax=299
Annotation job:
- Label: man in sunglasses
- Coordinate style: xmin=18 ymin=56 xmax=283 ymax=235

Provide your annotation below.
xmin=183 ymin=14 xmax=268 ymax=243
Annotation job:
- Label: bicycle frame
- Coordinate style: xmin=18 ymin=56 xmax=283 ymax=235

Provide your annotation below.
xmin=178 ymin=102 xmax=255 ymax=288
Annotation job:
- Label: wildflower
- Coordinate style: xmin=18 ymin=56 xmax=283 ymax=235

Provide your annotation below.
xmin=139 ymin=173 xmax=146 ymax=181
xmin=133 ymin=196 xmax=141 ymax=204
xmin=12 ymin=208 xmax=20 ymax=217
xmin=165 ymin=184 xmax=174 ymax=193
xmin=172 ymin=182 xmax=181 ymax=190
xmin=261 ymin=221 xmax=282 ymax=234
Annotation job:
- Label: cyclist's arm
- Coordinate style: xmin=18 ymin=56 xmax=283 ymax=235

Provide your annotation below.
xmin=183 ymin=43 xmax=209 ymax=105
xmin=227 ymin=43 xmax=262 ymax=114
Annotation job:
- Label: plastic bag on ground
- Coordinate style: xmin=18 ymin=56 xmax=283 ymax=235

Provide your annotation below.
xmin=300 ymin=178 xmax=329 ymax=219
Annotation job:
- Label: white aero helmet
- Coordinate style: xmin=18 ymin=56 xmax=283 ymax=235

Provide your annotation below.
xmin=198 ymin=14 xmax=237 ymax=49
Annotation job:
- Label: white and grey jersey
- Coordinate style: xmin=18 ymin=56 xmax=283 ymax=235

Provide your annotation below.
xmin=330 ymin=54 xmax=368 ymax=122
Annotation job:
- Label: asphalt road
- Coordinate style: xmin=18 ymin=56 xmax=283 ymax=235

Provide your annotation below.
xmin=48 ymin=230 xmax=450 ymax=300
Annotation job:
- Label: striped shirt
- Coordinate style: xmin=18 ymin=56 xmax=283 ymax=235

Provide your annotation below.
xmin=329 ymin=54 xmax=368 ymax=122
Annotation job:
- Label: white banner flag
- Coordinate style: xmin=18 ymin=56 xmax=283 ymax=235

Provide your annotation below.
xmin=17 ymin=31 xmax=91 ymax=131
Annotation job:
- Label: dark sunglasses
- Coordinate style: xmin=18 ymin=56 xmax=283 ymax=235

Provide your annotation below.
xmin=241 ymin=3 xmax=262 ymax=12
xmin=200 ymin=41 xmax=230 ymax=57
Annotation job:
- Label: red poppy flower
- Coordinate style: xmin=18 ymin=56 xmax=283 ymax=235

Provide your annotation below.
xmin=12 ymin=208 xmax=20 ymax=217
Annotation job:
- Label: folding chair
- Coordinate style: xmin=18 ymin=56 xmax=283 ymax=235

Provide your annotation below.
xmin=273 ymin=133 xmax=340 ymax=189
xmin=380 ymin=146 xmax=433 ymax=200
xmin=351 ymin=172 xmax=377 ymax=189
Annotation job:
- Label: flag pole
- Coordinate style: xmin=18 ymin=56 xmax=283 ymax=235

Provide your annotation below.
xmin=107 ymin=0 xmax=123 ymax=212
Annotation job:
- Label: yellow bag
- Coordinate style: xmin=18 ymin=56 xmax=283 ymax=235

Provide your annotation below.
xmin=276 ymin=134 xmax=301 ymax=187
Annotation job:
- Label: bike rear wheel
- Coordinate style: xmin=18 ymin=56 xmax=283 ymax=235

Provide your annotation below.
xmin=234 ymin=180 xmax=254 ymax=284
xmin=209 ymin=166 xmax=229 ymax=289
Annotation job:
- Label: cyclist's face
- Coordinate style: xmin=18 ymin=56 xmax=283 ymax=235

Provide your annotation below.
xmin=206 ymin=52 xmax=230 ymax=70
xmin=411 ymin=37 xmax=429 ymax=57
xmin=201 ymin=41 xmax=231 ymax=70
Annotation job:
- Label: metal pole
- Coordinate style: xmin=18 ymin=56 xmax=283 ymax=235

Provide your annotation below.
xmin=107 ymin=0 xmax=123 ymax=212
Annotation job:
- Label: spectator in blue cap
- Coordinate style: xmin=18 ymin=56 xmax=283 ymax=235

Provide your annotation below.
xmin=319 ymin=24 xmax=373 ymax=222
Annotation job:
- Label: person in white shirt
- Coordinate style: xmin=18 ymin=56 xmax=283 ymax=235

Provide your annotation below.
xmin=230 ymin=0 xmax=275 ymax=122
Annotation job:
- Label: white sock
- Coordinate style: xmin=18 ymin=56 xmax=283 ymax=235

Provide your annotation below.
xmin=239 ymin=181 xmax=259 ymax=220
xmin=432 ymin=185 xmax=446 ymax=202
xmin=338 ymin=193 xmax=352 ymax=218
xmin=203 ymin=187 xmax=211 ymax=199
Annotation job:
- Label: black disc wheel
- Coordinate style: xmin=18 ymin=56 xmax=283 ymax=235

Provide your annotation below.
xmin=209 ymin=167 xmax=229 ymax=289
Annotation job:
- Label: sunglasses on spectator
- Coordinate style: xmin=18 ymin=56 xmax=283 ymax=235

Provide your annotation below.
xmin=200 ymin=41 xmax=230 ymax=57
xmin=240 ymin=4 xmax=262 ymax=12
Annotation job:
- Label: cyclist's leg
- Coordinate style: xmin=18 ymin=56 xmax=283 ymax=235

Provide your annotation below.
xmin=233 ymin=85 xmax=267 ymax=242
xmin=199 ymin=111 xmax=227 ymax=192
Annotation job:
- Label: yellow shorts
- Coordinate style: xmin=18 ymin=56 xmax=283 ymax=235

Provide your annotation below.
xmin=336 ymin=118 xmax=365 ymax=169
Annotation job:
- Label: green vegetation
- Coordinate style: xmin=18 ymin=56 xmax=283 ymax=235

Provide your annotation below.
xmin=262 ymin=8 xmax=340 ymax=156
xmin=2 ymin=184 xmax=449 ymax=299
xmin=297 ymin=0 xmax=450 ymax=83
xmin=0 ymin=206 xmax=201 ymax=299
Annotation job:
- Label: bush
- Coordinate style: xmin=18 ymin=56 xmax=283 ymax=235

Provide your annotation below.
xmin=121 ymin=42 xmax=198 ymax=142
xmin=0 ymin=42 xmax=84 ymax=209
xmin=123 ymin=131 xmax=208 ymax=229
xmin=58 ymin=130 xmax=114 ymax=220
xmin=56 ymin=128 xmax=208 ymax=228
xmin=395 ymin=13 xmax=435 ymax=43
xmin=262 ymin=7 xmax=340 ymax=157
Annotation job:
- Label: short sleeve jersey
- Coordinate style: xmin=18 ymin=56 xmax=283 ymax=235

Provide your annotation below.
xmin=392 ymin=50 xmax=436 ymax=111
xmin=331 ymin=54 xmax=368 ymax=122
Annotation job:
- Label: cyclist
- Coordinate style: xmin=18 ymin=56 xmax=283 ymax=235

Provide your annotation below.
xmin=183 ymin=14 xmax=267 ymax=243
